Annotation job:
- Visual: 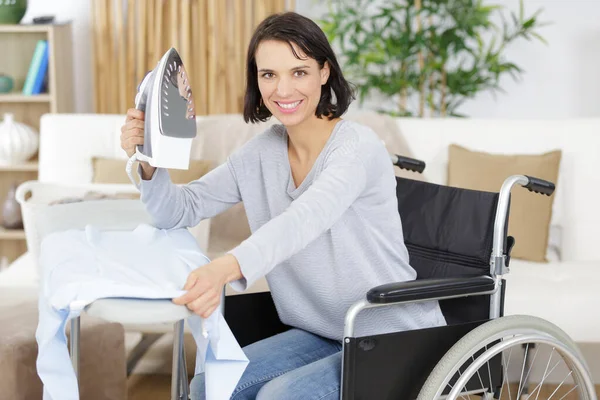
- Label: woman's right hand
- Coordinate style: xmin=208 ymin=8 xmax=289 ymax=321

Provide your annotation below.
xmin=121 ymin=108 xmax=156 ymax=180
xmin=121 ymin=108 xmax=145 ymax=158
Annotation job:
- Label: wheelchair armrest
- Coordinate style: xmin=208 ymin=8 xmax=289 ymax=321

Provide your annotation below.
xmin=366 ymin=276 xmax=495 ymax=304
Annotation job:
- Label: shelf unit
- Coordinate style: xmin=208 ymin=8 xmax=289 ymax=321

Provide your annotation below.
xmin=0 ymin=93 xmax=52 ymax=103
xmin=0 ymin=227 xmax=26 ymax=240
xmin=0 ymin=22 xmax=74 ymax=264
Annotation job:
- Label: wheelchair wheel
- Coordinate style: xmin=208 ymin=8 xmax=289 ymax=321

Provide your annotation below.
xmin=417 ymin=315 xmax=597 ymax=400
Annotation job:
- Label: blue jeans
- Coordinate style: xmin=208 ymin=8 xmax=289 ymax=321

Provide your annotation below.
xmin=190 ymin=328 xmax=343 ymax=400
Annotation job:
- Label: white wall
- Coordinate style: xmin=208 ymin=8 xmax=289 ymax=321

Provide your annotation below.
xmin=296 ymin=0 xmax=600 ymax=119
xmin=458 ymin=0 xmax=600 ymax=118
xmin=22 ymin=0 xmax=600 ymax=118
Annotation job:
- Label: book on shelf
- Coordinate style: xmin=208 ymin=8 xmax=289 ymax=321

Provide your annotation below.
xmin=22 ymin=40 xmax=49 ymax=95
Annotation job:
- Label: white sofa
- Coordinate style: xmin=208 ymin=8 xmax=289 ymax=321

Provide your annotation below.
xmin=395 ymin=119 xmax=600 ymax=339
xmin=1 ymin=113 xmax=599 ymax=379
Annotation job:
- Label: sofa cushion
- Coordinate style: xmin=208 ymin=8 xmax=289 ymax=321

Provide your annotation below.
xmin=447 ymin=144 xmax=561 ymax=262
xmin=504 ymin=259 xmax=600 ymax=343
xmin=92 ymin=157 xmax=214 ymax=185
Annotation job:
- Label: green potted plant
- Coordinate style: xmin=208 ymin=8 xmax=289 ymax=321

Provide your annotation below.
xmin=0 ymin=0 xmax=28 ymax=24
xmin=319 ymin=0 xmax=549 ymax=117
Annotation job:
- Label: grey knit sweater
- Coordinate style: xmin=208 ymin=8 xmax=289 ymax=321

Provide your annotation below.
xmin=139 ymin=119 xmax=446 ymax=340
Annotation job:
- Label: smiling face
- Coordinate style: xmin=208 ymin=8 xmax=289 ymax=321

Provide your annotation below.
xmin=254 ymin=40 xmax=330 ymax=128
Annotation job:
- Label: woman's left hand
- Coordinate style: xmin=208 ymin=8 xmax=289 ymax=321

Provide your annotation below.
xmin=172 ymin=254 xmax=242 ymax=318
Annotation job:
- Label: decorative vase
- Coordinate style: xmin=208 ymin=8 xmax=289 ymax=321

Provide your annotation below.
xmin=2 ymin=182 xmax=23 ymax=230
xmin=0 ymin=0 xmax=27 ymax=25
xmin=0 ymin=113 xmax=39 ymax=164
xmin=0 ymin=74 xmax=14 ymax=93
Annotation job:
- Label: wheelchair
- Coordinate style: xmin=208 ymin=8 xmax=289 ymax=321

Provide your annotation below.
xmin=66 ymin=154 xmax=596 ymax=400
xmin=222 ymin=155 xmax=597 ymax=400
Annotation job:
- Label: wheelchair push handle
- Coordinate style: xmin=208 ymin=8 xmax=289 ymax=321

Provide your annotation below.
xmin=523 ymin=175 xmax=555 ymax=196
xmin=390 ymin=154 xmax=426 ymax=174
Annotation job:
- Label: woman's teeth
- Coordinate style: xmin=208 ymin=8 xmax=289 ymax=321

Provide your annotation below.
xmin=276 ymin=101 xmax=301 ymax=109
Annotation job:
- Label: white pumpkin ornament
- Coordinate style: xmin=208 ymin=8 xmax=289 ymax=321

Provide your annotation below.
xmin=0 ymin=113 xmax=39 ymax=164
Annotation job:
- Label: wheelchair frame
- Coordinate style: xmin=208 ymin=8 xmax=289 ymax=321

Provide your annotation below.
xmin=341 ymin=173 xmax=520 ymax=337
xmin=338 ymin=171 xmax=511 ymax=399
xmin=339 ymin=157 xmax=589 ymax=400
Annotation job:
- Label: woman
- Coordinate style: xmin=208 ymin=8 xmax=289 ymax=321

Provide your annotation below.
xmin=121 ymin=11 xmax=446 ymax=400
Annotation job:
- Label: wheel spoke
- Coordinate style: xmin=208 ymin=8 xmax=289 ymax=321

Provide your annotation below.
xmin=535 ymin=347 xmax=555 ymax=400
xmin=528 ymin=359 xmax=561 ymax=399
xmin=518 ymin=346 xmax=539 ymax=399
xmin=499 ymin=351 xmax=507 ymax=400
xmin=557 ymin=384 xmax=578 ymax=400
xmin=473 ymin=354 xmax=486 ymax=393
xmin=516 ymin=343 xmax=530 ymax=398
xmin=547 ymin=370 xmax=573 ymax=400
xmin=485 ymin=344 xmax=493 ymax=396
xmin=503 ymin=346 xmax=514 ymax=400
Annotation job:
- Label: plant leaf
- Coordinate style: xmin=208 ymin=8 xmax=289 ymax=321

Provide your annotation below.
xmin=529 ymin=31 xmax=548 ymax=44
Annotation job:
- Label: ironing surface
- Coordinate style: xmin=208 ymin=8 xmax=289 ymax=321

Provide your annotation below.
xmin=35 ymin=224 xmax=248 ymax=400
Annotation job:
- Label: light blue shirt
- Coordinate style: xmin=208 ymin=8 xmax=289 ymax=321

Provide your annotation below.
xmin=36 ymin=224 xmax=248 ymax=400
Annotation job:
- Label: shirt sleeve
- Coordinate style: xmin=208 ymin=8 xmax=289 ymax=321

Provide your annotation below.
xmin=138 ymin=159 xmax=242 ymax=230
xmin=227 ymin=138 xmax=371 ymax=291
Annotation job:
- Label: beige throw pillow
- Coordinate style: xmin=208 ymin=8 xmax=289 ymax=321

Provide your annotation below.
xmin=447 ymin=144 xmax=561 ymax=262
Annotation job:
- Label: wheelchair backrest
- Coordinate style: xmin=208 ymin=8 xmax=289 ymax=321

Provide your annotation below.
xmin=396 ymin=177 xmax=508 ymax=325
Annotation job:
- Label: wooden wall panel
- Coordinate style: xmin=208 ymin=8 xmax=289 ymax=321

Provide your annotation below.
xmin=91 ymin=0 xmax=293 ymax=115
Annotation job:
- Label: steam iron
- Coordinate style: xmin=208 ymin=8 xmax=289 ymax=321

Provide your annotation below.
xmin=126 ymin=47 xmax=196 ymax=188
